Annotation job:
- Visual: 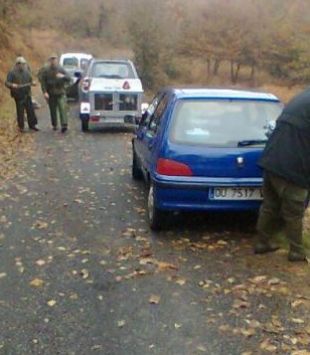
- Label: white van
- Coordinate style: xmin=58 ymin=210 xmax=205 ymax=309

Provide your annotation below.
xmin=60 ymin=53 xmax=93 ymax=99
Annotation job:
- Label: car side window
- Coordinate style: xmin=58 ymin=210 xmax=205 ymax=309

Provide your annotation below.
xmin=141 ymin=94 xmax=161 ymax=127
xmin=147 ymin=94 xmax=169 ymax=134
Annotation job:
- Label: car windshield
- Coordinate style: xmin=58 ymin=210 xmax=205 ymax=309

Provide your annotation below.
xmin=91 ymin=62 xmax=135 ymax=79
xmin=63 ymin=57 xmax=79 ymax=68
xmin=170 ymin=99 xmax=283 ymax=147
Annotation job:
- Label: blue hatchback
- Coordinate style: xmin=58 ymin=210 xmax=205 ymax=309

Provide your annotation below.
xmin=132 ymin=88 xmax=283 ymax=230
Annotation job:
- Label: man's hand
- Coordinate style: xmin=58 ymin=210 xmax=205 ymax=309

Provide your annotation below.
xmin=31 ymin=81 xmax=37 ymax=87
xmin=44 ymin=92 xmax=49 ymax=101
xmin=12 ymin=83 xmax=19 ymax=89
xmin=56 ymin=73 xmax=65 ymax=79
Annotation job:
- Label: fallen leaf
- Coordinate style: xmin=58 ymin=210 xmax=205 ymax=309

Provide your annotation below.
xmin=240 ymin=328 xmax=256 ymax=337
xmin=249 ymin=275 xmax=267 ymax=284
xmin=149 ymin=295 xmax=160 ymax=304
xmin=157 ymin=261 xmax=178 ymax=272
xmin=35 ymin=259 xmax=46 ymax=266
xmin=232 ymin=300 xmax=251 ymax=309
xmin=34 ymin=221 xmax=48 ymax=229
xmin=176 ymin=278 xmax=186 ymax=286
xmin=260 ymin=339 xmax=277 ymax=352
xmin=267 ymin=277 xmax=281 ymax=286
xmin=196 ymin=345 xmax=207 ymax=352
xmin=47 ymin=300 xmax=56 ymax=307
xmin=30 ymin=278 xmax=44 ymax=288
xmin=291 ymin=300 xmax=306 ymax=308
xmin=117 ymin=320 xmax=126 ymax=328
xmin=80 ymin=269 xmax=89 ymax=279
xmin=292 ymin=318 xmax=305 ymax=324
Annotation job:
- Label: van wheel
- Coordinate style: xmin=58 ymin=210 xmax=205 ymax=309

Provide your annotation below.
xmin=132 ymin=151 xmax=143 ymax=180
xmin=81 ymin=120 xmax=89 ymax=132
xmin=148 ymin=184 xmax=166 ymax=230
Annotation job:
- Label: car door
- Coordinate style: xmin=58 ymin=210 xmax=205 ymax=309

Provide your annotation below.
xmin=134 ymin=93 xmax=162 ymax=169
xmin=142 ymin=93 xmax=170 ymax=175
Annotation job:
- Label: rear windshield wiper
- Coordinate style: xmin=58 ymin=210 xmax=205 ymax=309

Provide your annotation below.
xmin=237 ymin=139 xmax=267 ymax=147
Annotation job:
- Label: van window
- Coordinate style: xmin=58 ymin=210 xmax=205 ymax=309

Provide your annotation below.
xmin=63 ymin=57 xmax=79 ymax=68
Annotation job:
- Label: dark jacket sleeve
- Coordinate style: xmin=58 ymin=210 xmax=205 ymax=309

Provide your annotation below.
xmin=59 ymin=67 xmax=72 ymax=84
xmin=40 ymin=69 xmax=48 ymax=94
xmin=5 ymin=71 xmax=14 ymax=89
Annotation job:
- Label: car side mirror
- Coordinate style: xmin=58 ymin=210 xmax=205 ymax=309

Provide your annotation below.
xmin=137 ymin=111 xmax=149 ymax=126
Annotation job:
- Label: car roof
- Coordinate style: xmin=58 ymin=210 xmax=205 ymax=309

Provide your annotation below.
xmin=91 ymin=59 xmax=133 ymax=64
xmin=60 ymin=53 xmax=93 ymax=60
xmin=164 ymin=88 xmax=280 ymax=101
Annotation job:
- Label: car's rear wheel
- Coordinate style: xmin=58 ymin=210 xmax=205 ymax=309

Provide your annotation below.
xmin=148 ymin=184 xmax=166 ymax=230
xmin=132 ymin=151 xmax=143 ymax=180
xmin=81 ymin=119 xmax=89 ymax=132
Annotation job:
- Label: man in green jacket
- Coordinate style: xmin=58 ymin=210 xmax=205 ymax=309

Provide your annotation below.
xmin=5 ymin=57 xmax=39 ymax=132
xmin=39 ymin=54 xmax=71 ymax=133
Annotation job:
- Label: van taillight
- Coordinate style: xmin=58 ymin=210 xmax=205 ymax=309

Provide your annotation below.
xmin=82 ymin=78 xmax=91 ymax=92
xmin=156 ymin=158 xmax=193 ymax=176
xmin=123 ymin=81 xmax=130 ymax=90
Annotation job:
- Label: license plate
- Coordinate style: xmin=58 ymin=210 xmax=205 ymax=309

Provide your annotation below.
xmin=100 ymin=117 xmax=124 ymax=123
xmin=210 ymin=187 xmax=263 ymax=200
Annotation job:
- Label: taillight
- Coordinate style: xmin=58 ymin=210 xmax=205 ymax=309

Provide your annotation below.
xmin=90 ymin=116 xmax=100 ymax=122
xmin=82 ymin=77 xmax=91 ymax=92
xmin=122 ymin=81 xmax=130 ymax=90
xmin=156 ymin=158 xmax=193 ymax=176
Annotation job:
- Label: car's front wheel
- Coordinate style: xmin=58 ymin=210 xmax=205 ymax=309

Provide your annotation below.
xmin=148 ymin=184 xmax=166 ymax=230
xmin=81 ymin=119 xmax=89 ymax=132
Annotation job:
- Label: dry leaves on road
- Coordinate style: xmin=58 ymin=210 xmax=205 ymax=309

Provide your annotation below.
xmin=149 ymin=295 xmax=161 ymax=305
xmin=30 ymin=278 xmax=44 ymax=288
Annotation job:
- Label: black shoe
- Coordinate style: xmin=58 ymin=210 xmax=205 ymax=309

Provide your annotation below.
xmin=61 ymin=127 xmax=67 ymax=133
xmin=30 ymin=126 xmax=39 ymax=132
xmin=254 ymin=242 xmax=280 ymax=254
xmin=53 ymin=126 xmax=57 ymax=131
xmin=288 ymin=250 xmax=307 ymax=262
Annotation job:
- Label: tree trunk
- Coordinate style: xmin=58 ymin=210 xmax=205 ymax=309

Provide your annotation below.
xmin=230 ymin=61 xmax=235 ymax=83
xmin=207 ymin=59 xmax=211 ymax=77
xmin=230 ymin=61 xmax=240 ymax=84
xmin=213 ymin=59 xmax=221 ymax=76
xmin=234 ymin=63 xmax=241 ymax=83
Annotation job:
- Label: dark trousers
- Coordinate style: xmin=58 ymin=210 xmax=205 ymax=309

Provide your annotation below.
xmin=257 ymin=171 xmax=308 ymax=253
xmin=48 ymin=95 xmax=68 ymax=128
xmin=14 ymin=96 xmax=37 ymax=129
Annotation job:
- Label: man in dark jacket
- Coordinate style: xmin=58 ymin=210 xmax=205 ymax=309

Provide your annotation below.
xmin=255 ymin=87 xmax=310 ymax=262
xmin=39 ymin=54 xmax=71 ymax=133
xmin=5 ymin=57 xmax=39 ymax=132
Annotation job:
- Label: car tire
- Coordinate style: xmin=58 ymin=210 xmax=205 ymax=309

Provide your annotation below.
xmin=148 ymin=184 xmax=166 ymax=230
xmin=81 ymin=120 xmax=89 ymax=132
xmin=132 ymin=151 xmax=143 ymax=180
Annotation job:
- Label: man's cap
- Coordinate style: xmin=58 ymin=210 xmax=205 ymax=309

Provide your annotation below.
xmin=16 ymin=56 xmax=27 ymax=64
xmin=48 ymin=54 xmax=58 ymax=60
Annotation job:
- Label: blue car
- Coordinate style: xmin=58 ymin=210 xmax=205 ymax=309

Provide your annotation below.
xmin=132 ymin=88 xmax=283 ymax=230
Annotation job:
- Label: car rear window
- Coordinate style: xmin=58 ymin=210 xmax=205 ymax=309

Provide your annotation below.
xmin=63 ymin=57 xmax=79 ymax=67
xmin=170 ymin=99 xmax=283 ymax=147
xmin=91 ymin=62 xmax=135 ymax=79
